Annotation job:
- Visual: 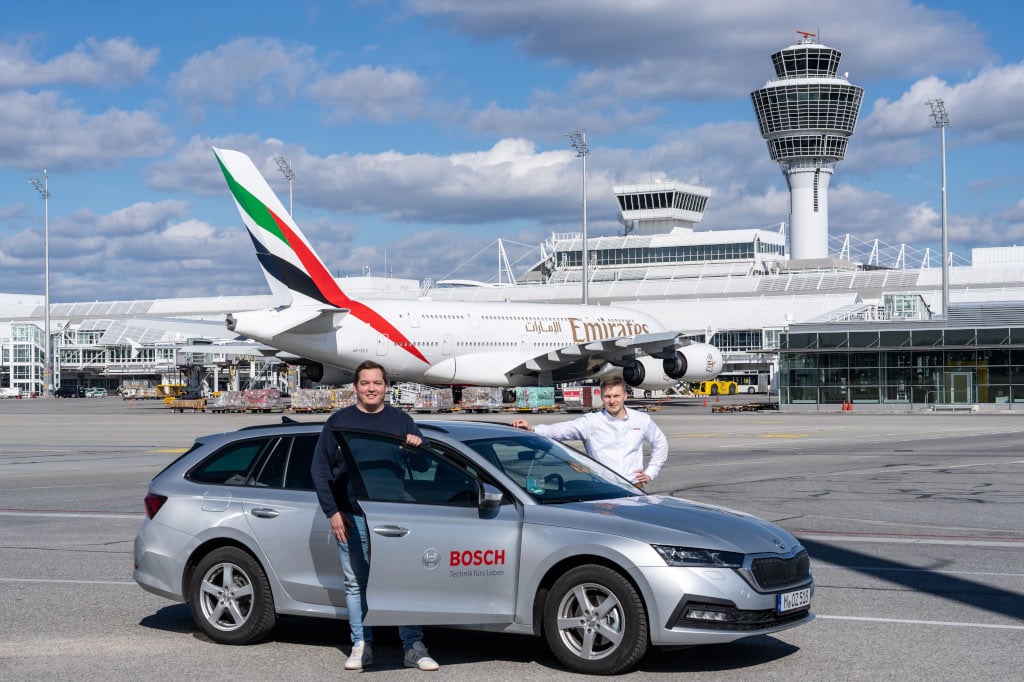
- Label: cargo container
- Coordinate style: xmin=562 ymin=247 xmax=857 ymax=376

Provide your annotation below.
xmin=515 ymin=386 xmax=558 ymax=413
xmin=460 ymin=386 xmax=503 ymax=413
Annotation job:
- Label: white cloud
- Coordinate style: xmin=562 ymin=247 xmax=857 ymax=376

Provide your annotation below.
xmin=861 ymin=63 xmax=1024 ymax=145
xmin=308 ymin=65 xmax=428 ymax=123
xmin=0 ymin=200 xmax=261 ymax=301
xmin=401 ymin=0 xmax=991 ymax=99
xmin=91 ymin=200 xmax=191 ymax=236
xmin=169 ymin=37 xmax=317 ymax=108
xmin=0 ymin=36 xmax=159 ymax=90
xmin=0 ymin=90 xmax=173 ymax=170
xmin=463 ymin=96 xmax=660 ymax=141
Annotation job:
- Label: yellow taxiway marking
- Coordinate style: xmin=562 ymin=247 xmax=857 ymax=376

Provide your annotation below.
xmin=152 ymin=448 xmax=189 ymax=453
xmin=758 ymin=433 xmax=808 ymax=439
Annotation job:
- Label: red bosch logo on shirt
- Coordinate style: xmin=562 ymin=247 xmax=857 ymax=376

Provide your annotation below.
xmin=450 ymin=549 xmax=506 ymax=567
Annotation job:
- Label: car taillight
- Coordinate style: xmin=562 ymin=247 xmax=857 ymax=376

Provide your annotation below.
xmin=144 ymin=492 xmax=168 ymax=519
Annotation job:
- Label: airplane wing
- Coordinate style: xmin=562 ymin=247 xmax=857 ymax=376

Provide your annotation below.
xmin=512 ymin=331 xmax=685 ymax=376
xmin=176 ymin=343 xmax=281 ymax=357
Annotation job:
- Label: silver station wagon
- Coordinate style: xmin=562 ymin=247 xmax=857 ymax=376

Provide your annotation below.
xmin=134 ymin=419 xmax=813 ymax=675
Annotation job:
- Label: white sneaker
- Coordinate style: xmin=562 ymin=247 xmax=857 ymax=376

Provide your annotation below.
xmin=345 ymin=641 xmax=372 ymax=670
xmin=403 ymin=641 xmax=439 ymax=671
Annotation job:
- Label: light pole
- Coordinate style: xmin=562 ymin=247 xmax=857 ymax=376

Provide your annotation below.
xmin=566 ymin=130 xmax=589 ymax=305
xmin=274 ymin=156 xmax=295 ymax=216
xmin=29 ymin=173 xmax=51 ymax=396
xmin=926 ymin=99 xmax=950 ymax=317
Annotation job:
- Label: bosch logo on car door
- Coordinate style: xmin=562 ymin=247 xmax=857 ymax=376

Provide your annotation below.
xmin=450 ymin=548 xmax=506 ymax=567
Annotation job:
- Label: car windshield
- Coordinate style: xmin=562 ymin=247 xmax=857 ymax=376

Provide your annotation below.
xmin=464 ymin=433 xmax=642 ymax=503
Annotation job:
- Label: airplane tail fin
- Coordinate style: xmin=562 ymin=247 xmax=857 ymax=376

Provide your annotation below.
xmin=213 ymin=147 xmax=351 ymax=309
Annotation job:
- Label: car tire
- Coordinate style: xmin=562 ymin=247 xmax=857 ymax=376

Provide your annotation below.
xmin=748 ymin=387 xmax=756 ymax=394
xmin=543 ymin=564 xmax=648 ymax=675
xmin=189 ymin=547 xmax=275 ymax=644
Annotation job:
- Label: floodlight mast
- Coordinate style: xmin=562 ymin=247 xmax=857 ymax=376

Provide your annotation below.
xmin=566 ymin=130 xmax=589 ymax=305
xmin=274 ymin=156 xmax=295 ymax=216
xmin=29 ymin=173 xmax=51 ymax=396
xmin=926 ymin=99 xmax=950 ymax=317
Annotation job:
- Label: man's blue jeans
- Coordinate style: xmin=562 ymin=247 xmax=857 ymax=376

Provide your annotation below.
xmin=337 ymin=512 xmax=424 ymax=649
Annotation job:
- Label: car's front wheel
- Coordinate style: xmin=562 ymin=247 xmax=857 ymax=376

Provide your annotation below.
xmin=189 ymin=547 xmax=275 ymax=644
xmin=543 ymin=564 xmax=648 ymax=675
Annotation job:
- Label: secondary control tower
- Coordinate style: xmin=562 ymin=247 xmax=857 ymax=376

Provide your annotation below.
xmin=751 ymin=32 xmax=863 ymax=260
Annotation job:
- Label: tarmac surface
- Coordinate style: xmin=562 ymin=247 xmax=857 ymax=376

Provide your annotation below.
xmin=1 ymin=396 xmax=1022 ymax=680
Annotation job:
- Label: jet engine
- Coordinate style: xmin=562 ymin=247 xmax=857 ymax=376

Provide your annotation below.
xmin=661 ymin=342 xmax=724 ymax=381
xmin=299 ymin=361 xmax=354 ymax=386
xmin=620 ymin=343 xmax=725 ymax=390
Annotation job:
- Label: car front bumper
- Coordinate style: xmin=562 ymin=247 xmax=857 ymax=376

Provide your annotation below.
xmin=633 ymin=565 xmax=813 ymax=646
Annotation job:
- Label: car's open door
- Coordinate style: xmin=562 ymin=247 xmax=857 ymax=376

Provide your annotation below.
xmin=336 ymin=430 xmax=522 ymax=626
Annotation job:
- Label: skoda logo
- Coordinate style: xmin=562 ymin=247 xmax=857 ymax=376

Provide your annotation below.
xmin=422 ymin=548 xmax=440 ymax=570
xmin=772 ymin=538 xmax=786 ymax=551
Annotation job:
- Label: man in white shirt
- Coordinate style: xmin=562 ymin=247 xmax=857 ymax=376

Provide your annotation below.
xmin=510 ymin=375 xmax=668 ymax=486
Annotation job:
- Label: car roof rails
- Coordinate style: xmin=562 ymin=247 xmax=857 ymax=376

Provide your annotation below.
xmin=237 ymin=416 xmax=326 ymax=431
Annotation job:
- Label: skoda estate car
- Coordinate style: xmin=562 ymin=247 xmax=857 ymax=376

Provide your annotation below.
xmin=134 ymin=419 xmax=812 ymax=675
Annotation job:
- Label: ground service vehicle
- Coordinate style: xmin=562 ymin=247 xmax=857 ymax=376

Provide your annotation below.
xmin=54 ymin=385 xmax=85 ymax=398
xmin=716 ymin=372 xmax=771 ymax=394
xmin=134 ymin=419 xmax=813 ymax=675
xmin=692 ymin=379 xmax=738 ymax=396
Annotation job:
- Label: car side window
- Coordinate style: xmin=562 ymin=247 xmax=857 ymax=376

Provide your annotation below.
xmin=284 ymin=435 xmax=318 ymax=491
xmin=188 ymin=438 xmax=271 ymax=486
xmin=339 ymin=430 xmax=480 ymax=507
xmin=254 ymin=438 xmax=288 ymax=488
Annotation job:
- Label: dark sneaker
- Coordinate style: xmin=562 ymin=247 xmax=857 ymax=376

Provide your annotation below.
xmin=403 ymin=641 xmax=439 ymax=671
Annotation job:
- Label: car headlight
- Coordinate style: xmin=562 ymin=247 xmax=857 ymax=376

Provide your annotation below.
xmin=653 ymin=545 xmax=744 ymax=568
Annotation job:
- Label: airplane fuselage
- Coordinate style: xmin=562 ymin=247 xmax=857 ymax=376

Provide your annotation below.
xmin=230 ymin=298 xmax=719 ymax=387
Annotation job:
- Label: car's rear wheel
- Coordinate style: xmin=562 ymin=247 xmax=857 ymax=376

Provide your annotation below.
xmin=543 ymin=564 xmax=648 ymax=675
xmin=189 ymin=547 xmax=275 ymax=644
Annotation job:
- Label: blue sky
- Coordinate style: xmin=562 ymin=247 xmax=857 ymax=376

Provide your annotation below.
xmin=1 ymin=0 xmax=1023 ymax=301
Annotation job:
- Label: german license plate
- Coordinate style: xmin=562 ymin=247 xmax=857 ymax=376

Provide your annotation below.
xmin=777 ymin=587 xmax=811 ymax=612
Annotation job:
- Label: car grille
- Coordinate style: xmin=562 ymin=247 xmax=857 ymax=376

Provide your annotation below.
xmin=672 ymin=602 xmax=811 ymax=631
xmin=748 ymin=550 xmax=810 ymax=590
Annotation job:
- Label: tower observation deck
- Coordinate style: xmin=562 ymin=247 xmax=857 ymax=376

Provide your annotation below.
xmin=751 ymin=32 xmax=863 ymax=260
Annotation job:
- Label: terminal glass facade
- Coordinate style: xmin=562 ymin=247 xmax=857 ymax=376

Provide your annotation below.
xmin=780 ymin=326 xmax=1024 ymax=406
xmin=7 ymin=323 xmax=45 ymax=396
xmin=556 ymin=241 xmax=784 ymax=268
xmin=616 ymin=191 xmax=708 ymax=213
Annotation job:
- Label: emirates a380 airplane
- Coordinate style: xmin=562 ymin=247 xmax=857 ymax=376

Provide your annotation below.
xmin=214 ymin=147 xmax=723 ymax=389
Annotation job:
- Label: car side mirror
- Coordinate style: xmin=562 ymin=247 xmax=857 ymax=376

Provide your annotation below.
xmin=479 ymin=483 xmax=503 ymax=510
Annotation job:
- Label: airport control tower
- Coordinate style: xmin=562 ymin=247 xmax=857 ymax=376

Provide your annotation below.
xmin=751 ymin=32 xmax=863 ymax=260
